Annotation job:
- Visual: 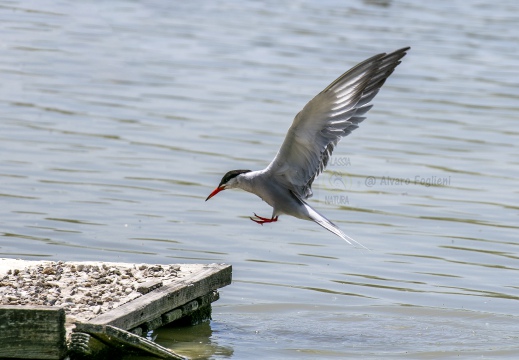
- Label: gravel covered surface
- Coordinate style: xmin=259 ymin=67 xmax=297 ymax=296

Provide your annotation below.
xmin=0 ymin=260 xmax=181 ymax=323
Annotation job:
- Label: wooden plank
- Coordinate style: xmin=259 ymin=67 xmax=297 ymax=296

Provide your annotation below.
xmin=155 ymin=290 xmax=218 ymax=328
xmin=74 ymin=325 xmax=186 ymax=360
xmin=0 ymin=305 xmax=66 ymax=359
xmin=144 ymin=315 xmax=163 ymax=331
xmin=162 ymin=308 xmax=183 ymax=324
xmin=81 ymin=263 xmax=231 ymax=330
xmin=137 ymin=279 xmax=163 ymax=294
xmin=69 ymin=331 xmax=109 ymax=358
xmin=72 ymin=291 xmax=222 ymax=357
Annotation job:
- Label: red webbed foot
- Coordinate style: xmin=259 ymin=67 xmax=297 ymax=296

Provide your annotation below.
xmin=249 ymin=213 xmax=278 ymax=225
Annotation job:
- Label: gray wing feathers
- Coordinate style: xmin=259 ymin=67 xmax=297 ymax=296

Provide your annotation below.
xmin=267 ymin=47 xmax=410 ymax=199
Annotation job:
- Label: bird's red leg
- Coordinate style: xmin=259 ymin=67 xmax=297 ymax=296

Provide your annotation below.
xmin=252 ymin=213 xmax=272 ymax=221
xmin=250 ymin=213 xmax=278 ymax=225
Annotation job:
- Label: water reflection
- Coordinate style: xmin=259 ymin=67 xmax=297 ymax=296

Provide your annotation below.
xmin=150 ymin=321 xmax=234 ymax=360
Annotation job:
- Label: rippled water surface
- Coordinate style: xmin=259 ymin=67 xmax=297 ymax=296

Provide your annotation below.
xmin=2 ymin=0 xmax=519 ymax=358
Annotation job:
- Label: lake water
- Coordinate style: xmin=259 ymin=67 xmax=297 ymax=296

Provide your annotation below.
xmin=1 ymin=0 xmax=519 ymax=359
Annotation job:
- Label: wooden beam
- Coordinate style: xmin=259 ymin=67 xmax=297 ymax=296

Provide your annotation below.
xmin=80 ymin=263 xmax=231 ymax=330
xmin=0 ymin=305 xmax=66 ymax=360
xmin=73 ymin=325 xmax=186 ymax=360
xmin=137 ymin=279 xmax=163 ymax=294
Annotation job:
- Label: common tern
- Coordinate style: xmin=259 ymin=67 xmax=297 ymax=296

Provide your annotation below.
xmin=206 ymin=47 xmax=410 ymax=247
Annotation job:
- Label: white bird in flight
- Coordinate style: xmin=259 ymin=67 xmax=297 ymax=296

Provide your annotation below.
xmin=206 ymin=47 xmax=410 ymax=247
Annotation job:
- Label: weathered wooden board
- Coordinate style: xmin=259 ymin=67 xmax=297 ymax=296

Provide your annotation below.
xmin=82 ymin=263 xmax=231 ymax=330
xmin=0 ymin=305 xmax=66 ymax=360
xmin=137 ymin=279 xmax=164 ymax=294
xmin=73 ymin=324 xmax=186 ymax=360
xmin=71 ymin=290 xmax=219 ymax=358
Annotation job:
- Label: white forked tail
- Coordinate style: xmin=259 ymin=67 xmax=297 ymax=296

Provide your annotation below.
xmin=304 ymin=203 xmax=369 ymax=250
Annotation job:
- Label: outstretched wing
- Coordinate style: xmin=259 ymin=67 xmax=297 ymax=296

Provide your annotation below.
xmin=265 ymin=47 xmax=410 ymax=199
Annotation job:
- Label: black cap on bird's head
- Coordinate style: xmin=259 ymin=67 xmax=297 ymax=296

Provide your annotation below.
xmin=205 ymin=169 xmax=251 ymax=201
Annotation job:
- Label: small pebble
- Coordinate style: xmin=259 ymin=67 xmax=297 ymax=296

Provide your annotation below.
xmin=42 ymin=267 xmax=55 ymax=275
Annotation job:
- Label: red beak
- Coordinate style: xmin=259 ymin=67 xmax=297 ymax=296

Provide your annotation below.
xmin=205 ymin=186 xmax=225 ymax=201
